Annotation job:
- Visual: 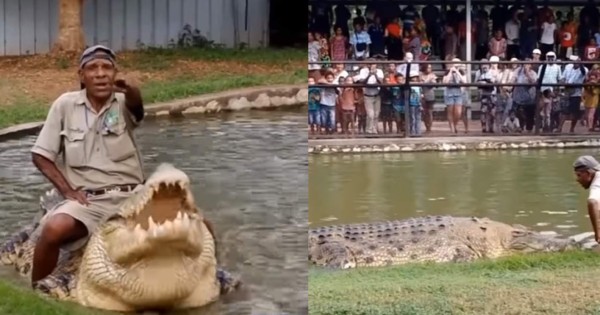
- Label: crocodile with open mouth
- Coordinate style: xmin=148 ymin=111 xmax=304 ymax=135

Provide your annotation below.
xmin=0 ymin=163 xmax=241 ymax=312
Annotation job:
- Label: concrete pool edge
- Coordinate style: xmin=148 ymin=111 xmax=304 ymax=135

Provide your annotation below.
xmin=0 ymin=84 xmax=308 ymax=140
xmin=308 ymin=136 xmax=600 ymax=154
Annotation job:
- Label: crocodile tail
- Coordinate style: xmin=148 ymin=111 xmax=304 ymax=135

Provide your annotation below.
xmin=0 ymin=189 xmax=61 ymax=266
xmin=217 ymin=267 xmax=242 ymax=295
xmin=0 ymin=225 xmax=36 ymax=266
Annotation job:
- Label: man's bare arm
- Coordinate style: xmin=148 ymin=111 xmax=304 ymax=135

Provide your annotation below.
xmin=32 ymin=153 xmax=88 ymax=205
xmin=588 ymin=199 xmax=600 ymax=241
xmin=32 ymin=153 xmax=72 ymax=194
xmin=115 ymin=80 xmax=144 ymax=122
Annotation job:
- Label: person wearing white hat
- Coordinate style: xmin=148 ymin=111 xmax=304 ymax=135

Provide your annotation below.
xmin=395 ymin=52 xmax=418 ymax=77
xmin=538 ymin=51 xmax=562 ymax=95
xmin=442 ymin=58 xmax=468 ymax=133
xmin=531 ymin=49 xmax=542 ymax=72
xmin=509 ymin=57 xmax=520 ymax=71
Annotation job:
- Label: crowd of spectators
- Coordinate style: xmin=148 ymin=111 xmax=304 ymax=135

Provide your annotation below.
xmin=308 ymin=1 xmax=600 ymax=136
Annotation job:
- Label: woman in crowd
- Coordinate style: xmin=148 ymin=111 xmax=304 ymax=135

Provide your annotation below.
xmin=443 ymin=58 xmax=467 ymax=133
xmin=330 ymin=26 xmax=349 ymax=62
xmin=512 ymin=59 xmax=539 ymax=132
xmin=539 ymin=14 xmax=558 ymax=58
xmin=420 ymin=64 xmax=438 ymax=133
xmin=488 ymin=30 xmax=507 ymax=59
xmin=583 ymin=70 xmax=600 ymax=131
xmin=495 ymin=58 xmax=516 ymax=130
xmin=308 ymin=32 xmax=322 ymax=80
xmin=407 ymin=27 xmax=422 ymax=61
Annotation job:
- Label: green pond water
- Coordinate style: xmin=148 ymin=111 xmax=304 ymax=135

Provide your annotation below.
xmin=309 ymin=148 xmax=600 ymax=235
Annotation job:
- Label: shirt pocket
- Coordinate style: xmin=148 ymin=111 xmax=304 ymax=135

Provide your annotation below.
xmin=60 ymin=129 xmax=87 ymax=167
xmin=102 ymin=122 xmax=137 ymax=162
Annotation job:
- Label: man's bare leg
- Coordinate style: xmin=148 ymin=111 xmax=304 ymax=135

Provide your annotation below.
xmin=31 ymin=214 xmax=87 ymax=285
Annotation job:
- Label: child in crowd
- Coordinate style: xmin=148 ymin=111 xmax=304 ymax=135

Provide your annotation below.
xmin=488 ymin=29 xmax=507 ymax=59
xmin=355 ymin=86 xmax=367 ymax=134
xmin=392 ymin=74 xmax=406 ymax=133
xmin=318 ymin=72 xmax=337 ymax=134
xmin=502 ymin=110 xmax=522 ymax=133
xmin=315 ymin=32 xmax=331 ymax=69
xmin=380 ymin=77 xmax=396 ymax=134
xmin=339 ymin=77 xmax=357 ymax=135
xmin=335 ymin=76 xmax=346 ymax=133
xmin=308 ymin=77 xmax=321 ymax=135
xmin=408 ymin=74 xmax=423 ymax=136
xmin=539 ymin=89 xmax=553 ymax=131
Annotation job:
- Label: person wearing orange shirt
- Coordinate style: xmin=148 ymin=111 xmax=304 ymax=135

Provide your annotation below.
xmin=385 ymin=17 xmax=403 ymax=60
xmin=385 ymin=64 xmax=398 ymax=84
xmin=458 ymin=19 xmax=477 ymax=61
xmin=559 ymin=20 xmax=577 ymax=60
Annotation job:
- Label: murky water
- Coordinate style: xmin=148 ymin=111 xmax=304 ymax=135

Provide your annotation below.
xmin=0 ymin=110 xmax=308 ymax=315
xmin=309 ymin=149 xmax=600 ymax=236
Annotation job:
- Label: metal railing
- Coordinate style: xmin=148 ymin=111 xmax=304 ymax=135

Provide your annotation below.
xmin=308 ymin=59 xmax=598 ymax=137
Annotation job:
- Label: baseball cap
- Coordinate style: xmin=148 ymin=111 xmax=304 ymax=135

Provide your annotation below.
xmin=532 ymin=49 xmax=541 ymax=55
xmin=573 ymin=155 xmax=600 ymax=171
xmin=569 ymin=55 xmax=579 ymax=61
xmin=79 ymin=45 xmax=116 ymax=69
xmin=546 ymin=51 xmax=556 ymax=57
xmin=489 ymin=56 xmax=500 ymax=62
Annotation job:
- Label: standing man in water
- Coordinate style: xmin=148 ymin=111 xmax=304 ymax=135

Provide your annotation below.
xmin=29 ymin=45 xmax=145 ymax=286
xmin=574 ymin=155 xmax=600 ymax=243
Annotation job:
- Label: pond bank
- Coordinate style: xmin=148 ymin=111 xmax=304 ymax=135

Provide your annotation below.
xmin=309 ymin=135 xmax=600 ymax=154
xmin=0 ymin=84 xmax=308 ymax=140
xmin=309 ymin=251 xmax=600 ymax=315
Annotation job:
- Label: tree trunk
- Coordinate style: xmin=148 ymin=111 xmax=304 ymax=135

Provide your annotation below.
xmin=52 ymin=0 xmax=85 ymax=54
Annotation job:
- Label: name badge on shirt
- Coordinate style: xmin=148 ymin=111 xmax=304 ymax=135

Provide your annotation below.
xmin=102 ymin=108 xmax=120 ymax=134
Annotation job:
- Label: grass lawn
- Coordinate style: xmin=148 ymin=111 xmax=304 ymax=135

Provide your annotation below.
xmin=0 ymin=279 xmax=106 ymax=315
xmin=0 ymin=47 xmax=306 ymax=129
xmin=309 ymin=251 xmax=600 ymax=315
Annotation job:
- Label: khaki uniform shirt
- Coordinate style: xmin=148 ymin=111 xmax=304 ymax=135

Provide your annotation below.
xmin=31 ymin=90 xmax=144 ymax=191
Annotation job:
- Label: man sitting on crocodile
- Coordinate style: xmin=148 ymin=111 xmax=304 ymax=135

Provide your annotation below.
xmin=7 ymin=44 xmax=239 ymax=311
xmin=29 ymin=44 xmax=148 ymax=287
xmin=2 ymin=163 xmax=240 ymax=311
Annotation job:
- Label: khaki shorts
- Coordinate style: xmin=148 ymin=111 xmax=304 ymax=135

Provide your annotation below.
xmin=32 ymin=185 xmax=143 ymax=251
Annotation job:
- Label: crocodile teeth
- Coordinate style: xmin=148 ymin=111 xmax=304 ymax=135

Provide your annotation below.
xmin=162 ymin=220 xmax=175 ymax=235
xmin=148 ymin=217 xmax=157 ymax=231
xmin=134 ymin=224 xmax=146 ymax=241
xmin=155 ymin=224 xmax=166 ymax=237
xmin=182 ymin=213 xmax=190 ymax=229
xmin=176 ymin=211 xmax=183 ymax=220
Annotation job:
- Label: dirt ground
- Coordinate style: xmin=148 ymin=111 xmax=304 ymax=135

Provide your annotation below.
xmin=0 ymin=50 xmax=305 ymax=108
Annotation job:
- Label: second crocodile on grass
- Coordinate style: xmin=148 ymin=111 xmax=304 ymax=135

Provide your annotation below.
xmin=309 ymin=215 xmax=579 ymax=269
